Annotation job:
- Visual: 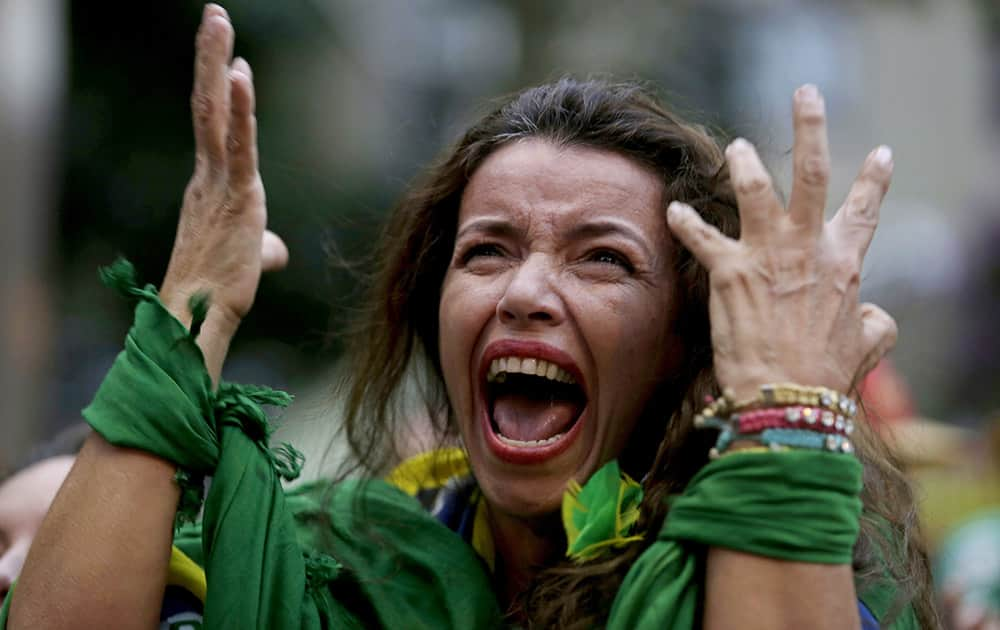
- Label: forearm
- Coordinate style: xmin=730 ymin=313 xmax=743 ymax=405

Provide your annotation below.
xmin=704 ymin=548 xmax=860 ymax=630
xmin=8 ymin=433 xmax=179 ymax=630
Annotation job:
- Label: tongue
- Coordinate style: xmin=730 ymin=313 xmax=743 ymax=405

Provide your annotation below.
xmin=492 ymin=393 xmax=581 ymax=442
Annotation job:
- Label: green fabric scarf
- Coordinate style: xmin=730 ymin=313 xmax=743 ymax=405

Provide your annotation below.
xmin=0 ymin=261 xmax=916 ymax=628
xmin=608 ymin=450 xmax=862 ymax=628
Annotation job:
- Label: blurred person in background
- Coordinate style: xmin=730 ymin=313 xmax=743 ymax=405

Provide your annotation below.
xmin=937 ymin=504 xmax=1000 ymax=630
xmin=5 ymin=4 xmax=939 ymax=629
xmin=859 ymin=361 xmax=1000 ymax=629
xmin=930 ymin=417 xmax=1000 ymax=630
xmin=0 ymin=424 xmax=88 ymax=607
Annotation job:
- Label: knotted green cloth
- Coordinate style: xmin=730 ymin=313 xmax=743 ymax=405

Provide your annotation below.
xmin=0 ymin=261 xmax=915 ymax=628
xmin=0 ymin=260 xmax=500 ymax=629
xmin=607 ymin=451 xmax=865 ymax=628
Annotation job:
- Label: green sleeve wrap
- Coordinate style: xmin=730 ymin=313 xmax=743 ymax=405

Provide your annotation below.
xmin=82 ymin=260 xmax=312 ymax=627
xmin=606 ymin=450 xmax=864 ymax=629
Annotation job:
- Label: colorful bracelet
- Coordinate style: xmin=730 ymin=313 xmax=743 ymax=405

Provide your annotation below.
xmin=758 ymin=428 xmax=855 ymax=454
xmin=718 ymin=445 xmax=790 ymax=457
xmin=696 ymin=383 xmax=858 ymax=422
xmin=696 ymin=382 xmax=858 ymax=460
xmin=758 ymin=383 xmax=858 ymax=418
xmin=736 ymin=406 xmax=854 ymax=436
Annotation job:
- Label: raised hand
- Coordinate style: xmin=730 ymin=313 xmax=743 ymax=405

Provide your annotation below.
xmin=667 ymin=84 xmax=897 ymax=400
xmin=160 ymin=4 xmax=288 ymax=382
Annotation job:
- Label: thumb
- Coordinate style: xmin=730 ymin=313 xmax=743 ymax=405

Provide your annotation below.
xmin=855 ymin=303 xmax=897 ymax=385
xmin=261 ymin=229 xmax=289 ymax=272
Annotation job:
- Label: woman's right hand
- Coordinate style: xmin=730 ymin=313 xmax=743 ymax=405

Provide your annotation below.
xmin=160 ymin=4 xmax=288 ymax=383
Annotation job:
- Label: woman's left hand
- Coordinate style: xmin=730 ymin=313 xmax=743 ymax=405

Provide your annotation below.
xmin=667 ymin=84 xmax=897 ymax=401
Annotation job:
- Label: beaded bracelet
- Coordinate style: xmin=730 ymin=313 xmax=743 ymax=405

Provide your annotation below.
xmin=718 ymin=445 xmax=790 ymax=457
xmin=758 ymin=428 xmax=855 ymax=454
xmin=758 ymin=383 xmax=858 ymax=418
xmin=708 ymin=424 xmax=855 ymax=458
xmin=736 ymin=406 xmax=855 ymax=436
xmin=708 ymin=427 xmax=736 ymax=459
xmin=695 ymin=383 xmax=858 ymax=459
xmin=696 ymin=383 xmax=858 ymax=422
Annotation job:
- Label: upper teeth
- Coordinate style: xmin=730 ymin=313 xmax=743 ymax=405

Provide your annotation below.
xmin=487 ymin=356 xmax=576 ymax=384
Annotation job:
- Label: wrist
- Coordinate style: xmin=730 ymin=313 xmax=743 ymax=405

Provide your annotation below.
xmin=159 ymin=286 xmax=240 ymax=386
xmin=194 ymin=308 xmax=240 ymax=387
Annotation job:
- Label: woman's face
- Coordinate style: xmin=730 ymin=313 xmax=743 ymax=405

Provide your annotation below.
xmin=0 ymin=456 xmax=74 ymax=605
xmin=438 ymin=139 xmax=684 ymax=519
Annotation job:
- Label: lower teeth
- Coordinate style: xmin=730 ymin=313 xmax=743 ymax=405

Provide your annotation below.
xmin=496 ymin=432 xmax=565 ymax=447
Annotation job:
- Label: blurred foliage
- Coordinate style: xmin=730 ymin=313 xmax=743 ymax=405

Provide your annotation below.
xmin=974 ymin=0 xmax=1000 ymax=38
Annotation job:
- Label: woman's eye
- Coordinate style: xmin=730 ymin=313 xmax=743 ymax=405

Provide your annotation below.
xmin=460 ymin=243 xmax=505 ymax=264
xmin=587 ymin=249 xmax=634 ymax=272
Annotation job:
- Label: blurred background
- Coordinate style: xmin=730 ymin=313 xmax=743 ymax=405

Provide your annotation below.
xmin=2 ymin=0 xmax=1000 ymax=619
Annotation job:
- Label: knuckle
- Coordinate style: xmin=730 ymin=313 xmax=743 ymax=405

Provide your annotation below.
xmin=183 ymin=187 xmax=204 ymax=206
xmin=198 ymin=157 xmax=226 ymax=181
xmin=833 ymin=254 xmax=860 ymax=283
xmin=183 ymin=176 xmax=207 ymax=203
xmin=844 ymin=192 xmax=878 ymax=227
xmin=229 ymin=175 xmax=259 ymax=198
xmin=797 ymin=107 xmax=826 ymax=128
xmin=191 ymin=92 xmax=216 ymax=128
xmin=797 ymin=155 xmax=829 ymax=187
xmin=226 ymin=133 xmax=242 ymax=154
xmin=693 ymin=221 xmax=718 ymax=243
xmin=734 ymin=174 xmax=770 ymax=197
xmin=710 ymin=264 xmax=741 ymax=290
xmin=864 ymin=169 xmax=891 ymax=198
xmin=218 ymin=195 xmax=241 ymax=217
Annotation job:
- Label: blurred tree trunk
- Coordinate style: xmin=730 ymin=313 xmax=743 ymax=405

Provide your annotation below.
xmin=0 ymin=0 xmax=64 ymax=470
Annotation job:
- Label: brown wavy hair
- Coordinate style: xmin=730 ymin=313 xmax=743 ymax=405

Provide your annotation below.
xmin=335 ymin=77 xmax=938 ymax=628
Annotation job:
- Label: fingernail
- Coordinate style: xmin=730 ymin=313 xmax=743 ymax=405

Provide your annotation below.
xmin=872 ymin=145 xmax=893 ymax=167
xmin=797 ymin=83 xmax=820 ymax=100
xmin=667 ymin=201 xmax=690 ymax=219
xmin=726 ymin=137 xmax=750 ymax=154
xmin=204 ymin=4 xmax=229 ymax=20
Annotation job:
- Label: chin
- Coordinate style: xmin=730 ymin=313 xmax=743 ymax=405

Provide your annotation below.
xmin=478 ymin=473 xmax=570 ymax=520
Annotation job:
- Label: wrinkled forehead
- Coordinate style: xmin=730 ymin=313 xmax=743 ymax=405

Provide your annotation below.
xmin=458 ymin=139 xmax=667 ymax=236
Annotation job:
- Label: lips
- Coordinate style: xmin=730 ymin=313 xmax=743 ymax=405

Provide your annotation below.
xmin=478 ymin=340 xmax=589 ymax=464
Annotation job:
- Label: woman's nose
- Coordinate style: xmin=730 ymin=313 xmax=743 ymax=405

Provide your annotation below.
xmin=496 ymin=255 xmax=564 ymax=327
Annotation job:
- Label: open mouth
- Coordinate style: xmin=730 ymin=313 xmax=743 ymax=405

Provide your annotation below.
xmin=482 ymin=351 xmax=588 ymax=462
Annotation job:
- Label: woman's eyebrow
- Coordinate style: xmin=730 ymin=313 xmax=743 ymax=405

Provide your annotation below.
xmin=565 ymin=220 xmax=653 ymax=258
xmin=455 ymin=218 xmax=523 ymax=241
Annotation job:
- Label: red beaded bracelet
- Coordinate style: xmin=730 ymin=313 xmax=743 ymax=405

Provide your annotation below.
xmin=735 ymin=406 xmax=854 ymax=436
